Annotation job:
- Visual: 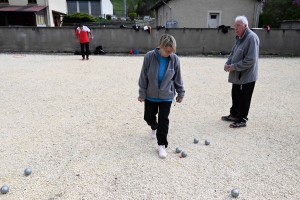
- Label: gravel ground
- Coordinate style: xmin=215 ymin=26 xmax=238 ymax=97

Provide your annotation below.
xmin=0 ymin=54 xmax=299 ymax=200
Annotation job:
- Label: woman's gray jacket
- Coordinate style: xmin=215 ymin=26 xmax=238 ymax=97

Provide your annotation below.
xmin=138 ymin=48 xmax=185 ymax=100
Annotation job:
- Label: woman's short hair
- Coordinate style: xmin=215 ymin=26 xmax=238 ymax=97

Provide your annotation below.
xmin=158 ymin=34 xmax=177 ymax=53
xmin=235 ymin=15 xmax=248 ymax=26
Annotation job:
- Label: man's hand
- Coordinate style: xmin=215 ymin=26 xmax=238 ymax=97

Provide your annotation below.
xmin=224 ymin=64 xmax=234 ymax=72
xmin=176 ymin=97 xmax=183 ymax=103
xmin=138 ymin=97 xmax=145 ymax=102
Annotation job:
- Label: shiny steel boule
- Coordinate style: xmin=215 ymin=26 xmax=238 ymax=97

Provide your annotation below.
xmin=175 ymin=147 xmax=182 ymax=153
xmin=0 ymin=185 xmax=9 ymax=194
xmin=181 ymin=151 xmax=187 ymax=157
xmin=231 ymin=189 xmax=239 ymax=197
xmin=205 ymin=140 xmax=210 ymax=145
xmin=24 ymin=168 xmax=32 ymax=175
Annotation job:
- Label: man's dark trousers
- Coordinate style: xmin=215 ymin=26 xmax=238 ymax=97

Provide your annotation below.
xmin=80 ymin=42 xmax=89 ymax=59
xmin=230 ymin=81 xmax=256 ymax=120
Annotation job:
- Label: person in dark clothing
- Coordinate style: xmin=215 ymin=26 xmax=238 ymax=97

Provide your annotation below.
xmin=75 ymin=25 xmax=93 ymax=60
xmin=222 ymin=15 xmax=260 ymax=128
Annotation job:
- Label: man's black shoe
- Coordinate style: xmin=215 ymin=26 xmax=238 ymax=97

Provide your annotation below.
xmin=229 ymin=118 xmax=247 ymax=128
xmin=221 ymin=114 xmax=237 ymax=122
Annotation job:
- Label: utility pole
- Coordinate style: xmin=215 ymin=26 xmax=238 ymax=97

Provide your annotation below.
xmin=123 ymin=0 xmax=126 ymax=17
xmin=162 ymin=0 xmax=173 ymax=23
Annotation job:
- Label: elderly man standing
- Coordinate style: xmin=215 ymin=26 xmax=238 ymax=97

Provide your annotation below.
xmin=222 ymin=15 xmax=260 ymax=128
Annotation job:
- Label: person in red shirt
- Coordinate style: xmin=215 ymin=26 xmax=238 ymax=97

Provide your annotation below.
xmin=75 ymin=25 xmax=93 ymax=60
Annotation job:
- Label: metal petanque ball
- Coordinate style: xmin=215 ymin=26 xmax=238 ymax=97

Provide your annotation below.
xmin=175 ymin=147 xmax=182 ymax=153
xmin=24 ymin=168 xmax=32 ymax=175
xmin=231 ymin=189 xmax=239 ymax=197
xmin=194 ymin=138 xmax=199 ymax=144
xmin=181 ymin=151 xmax=187 ymax=157
xmin=205 ymin=139 xmax=210 ymax=145
xmin=0 ymin=185 xmax=9 ymax=194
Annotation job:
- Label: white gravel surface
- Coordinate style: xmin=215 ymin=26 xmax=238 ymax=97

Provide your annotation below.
xmin=0 ymin=54 xmax=299 ymax=200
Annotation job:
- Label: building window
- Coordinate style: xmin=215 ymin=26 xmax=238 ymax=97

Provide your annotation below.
xmin=210 ymin=15 xmax=217 ymax=19
xmin=91 ymin=1 xmax=101 ymax=17
xmin=28 ymin=0 xmax=37 ymax=4
xmin=67 ymin=1 xmax=77 ymax=14
xmin=79 ymin=1 xmax=89 ymax=13
xmin=37 ymin=15 xmax=45 ymax=25
xmin=0 ymin=0 xmax=9 ymax=3
xmin=66 ymin=1 xmax=101 ymax=17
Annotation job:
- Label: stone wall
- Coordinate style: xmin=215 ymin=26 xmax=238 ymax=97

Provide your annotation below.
xmin=0 ymin=27 xmax=299 ymax=55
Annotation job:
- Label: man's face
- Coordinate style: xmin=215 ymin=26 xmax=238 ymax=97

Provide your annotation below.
xmin=79 ymin=26 xmax=83 ymax=30
xmin=234 ymin=20 xmax=247 ymax=37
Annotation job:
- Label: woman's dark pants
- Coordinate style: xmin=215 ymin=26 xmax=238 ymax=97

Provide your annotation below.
xmin=144 ymin=100 xmax=172 ymax=148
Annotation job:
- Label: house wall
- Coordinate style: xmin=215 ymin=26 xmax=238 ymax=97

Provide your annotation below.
xmin=6 ymin=0 xmax=67 ymax=27
xmin=0 ymin=27 xmax=299 ymax=55
xmin=7 ymin=0 xmax=60 ymax=7
xmin=156 ymin=0 xmax=260 ymax=28
xmin=101 ymin=0 xmax=113 ymax=17
xmin=46 ymin=0 xmax=67 ymax=27
xmin=7 ymin=0 xmax=28 ymax=5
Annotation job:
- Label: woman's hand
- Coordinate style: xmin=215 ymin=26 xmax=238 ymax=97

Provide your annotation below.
xmin=138 ymin=97 xmax=145 ymax=102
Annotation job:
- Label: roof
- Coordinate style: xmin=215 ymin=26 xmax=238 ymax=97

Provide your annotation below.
xmin=52 ymin=10 xmax=67 ymax=16
xmin=0 ymin=5 xmax=47 ymax=12
xmin=151 ymin=0 xmax=171 ymax=10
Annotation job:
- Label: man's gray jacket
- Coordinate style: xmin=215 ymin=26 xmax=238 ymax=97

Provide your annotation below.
xmin=226 ymin=28 xmax=260 ymax=84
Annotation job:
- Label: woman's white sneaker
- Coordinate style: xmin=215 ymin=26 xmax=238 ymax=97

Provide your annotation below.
xmin=150 ymin=129 xmax=156 ymax=139
xmin=158 ymin=145 xmax=167 ymax=158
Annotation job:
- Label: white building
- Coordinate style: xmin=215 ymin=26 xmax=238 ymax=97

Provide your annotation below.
xmin=0 ymin=0 xmax=113 ymax=26
xmin=0 ymin=0 xmax=67 ymax=27
xmin=151 ymin=0 xmax=262 ymax=28
xmin=66 ymin=0 xmax=113 ymax=18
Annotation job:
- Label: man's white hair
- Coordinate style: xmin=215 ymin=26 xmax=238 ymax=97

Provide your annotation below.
xmin=235 ymin=15 xmax=248 ymax=26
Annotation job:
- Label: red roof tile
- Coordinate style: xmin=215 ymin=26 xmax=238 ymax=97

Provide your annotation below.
xmin=0 ymin=6 xmax=23 ymax=11
xmin=0 ymin=6 xmax=47 ymax=12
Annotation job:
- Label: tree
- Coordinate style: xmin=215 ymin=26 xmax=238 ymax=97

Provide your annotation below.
xmin=126 ymin=0 xmax=157 ymax=17
xmin=127 ymin=0 xmax=138 ymax=14
xmin=135 ymin=0 xmax=158 ymax=16
xmin=259 ymin=0 xmax=300 ymax=28
xmin=63 ymin=12 xmax=97 ymax=24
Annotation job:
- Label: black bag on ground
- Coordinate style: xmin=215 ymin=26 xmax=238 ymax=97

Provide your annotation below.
xmin=94 ymin=45 xmax=106 ymax=55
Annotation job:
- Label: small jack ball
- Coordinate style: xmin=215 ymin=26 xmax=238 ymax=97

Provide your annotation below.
xmin=24 ymin=168 xmax=32 ymax=175
xmin=181 ymin=151 xmax=187 ymax=157
xmin=205 ymin=140 xmax=210 ymax=145
xmin=231 ymin=189 xmax=239 ymax=197
xmin=194 ymin=138 xmax=199 ymax=144
xmin=175 ymin=147 xmax=182 ymax=153
xmin=0 ymin=185 xmax=9 ymax=194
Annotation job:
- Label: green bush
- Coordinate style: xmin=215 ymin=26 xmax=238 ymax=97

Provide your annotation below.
xmin=63 ymin=12 xmax=97 ymax=23
xmin=106 ymin=14 xmax=112 ymax=20
xmin=128 ymin=12 xmax=137 ymax=21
